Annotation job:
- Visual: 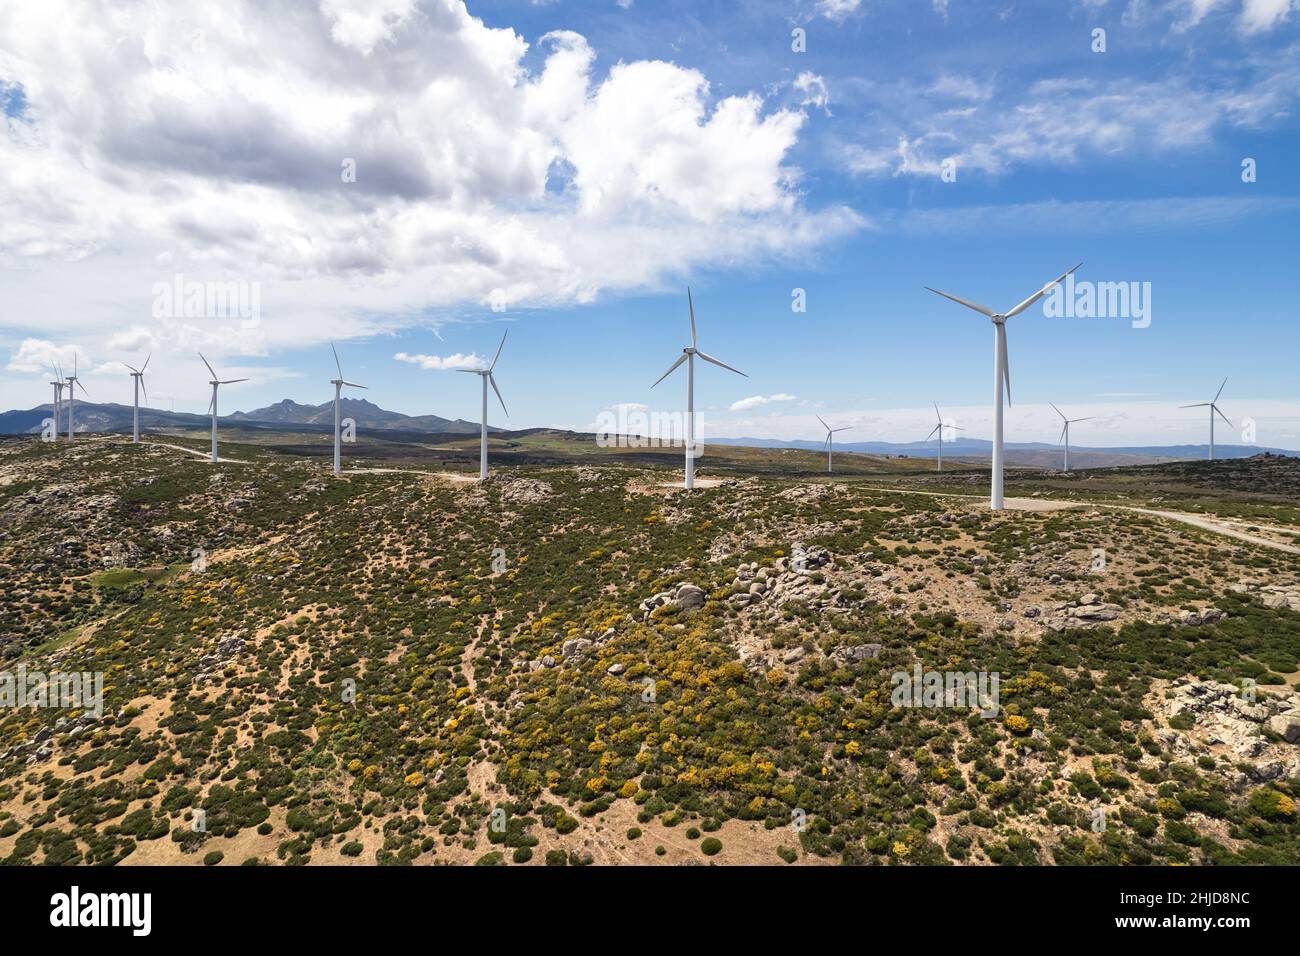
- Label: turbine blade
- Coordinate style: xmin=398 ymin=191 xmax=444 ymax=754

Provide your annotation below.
xmin=124 ymin=362 xmax=140 ymax=374
xmin=933 ymin=401 xmax=942 ymax=423
xmin=489 ymin=331 xmax=507 ymax=372
xmin=1004 ymin=262 xmax=1082 ymax=318
xmin=1049 ymin=402 xmax=1065 ymax=420
xmin=832 ymin=426 xmax=851 ymax=432
xmin=999 ymin=331 xmax=1011 ymax=406
xmin=1214 ymin=405 xmax=1233 ymax=427
xmin=1213 ymin=376 xmax=1227 ymax=404
xmin=331 ymin=342 xmax=343 ymax=380
xmin=342 ymin=381 xmax=368 ymax=389
xmin=489 ymin=372 xmax=508 ymax=417
xmin=78 ymin=380 xmax=90 ymax=397
xmin=1071 ymin=417 xmax=1095 ymax=423
xmin=207 ymin=393 xmax=216 ymax=416
xmin=687 ymin=288 xmax=698 ymax=348
xmin=140 ymin=377 xmax=149 ymax=402
xmin=816 ymin=414 xmax=829 ymax=430
xmin=142 ymin=352 xmax=151 ymax=373
xmin=199 ymin=352 xmax=217 ymax=379
xmin=926 ymin=424 xmax=942 ymax=439
xmin=1180 ymin=403 xmax=1210 ymax=408
xmin=456 ymin=369 xmax=478 ymax=374
xmin=696 ymin=350 xmax=747 ymax=377
xmin=1058 ymin=424 xmax=1067 ymax=445
xmin=220 ymin=378 xmax=249 ymax=384
xmin=925 ymin=287 xmax=995 ymax=317
xmin=651 ymin=353 xmax=688 ymax=388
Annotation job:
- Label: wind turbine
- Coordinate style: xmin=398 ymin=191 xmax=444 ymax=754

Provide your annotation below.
xmin=817 ymin=415 xmax=851 ymax=473
xmin=926 ymin=263 xmax=1081 ymax=509
xmin=124 ymin=354 xmax=151 ymax=444
xmin=48 ymin=362 xmax=65 ymax=437
xmin=198 ymin=353 xmax=248 ymax=464
xmin=458 ymin=332 xmax=508 ymax=481
xmin=1050 ymin=403 xmax=1093 ymax=472
xmin=64 ymin=354 xmax=89 ymax=442
xmin=925 ymin=402 xmax=963 ymax=472
xmin=651 ymin=288 xmax=747 ymax=490
xmin=329 ymin=343 xmax=367 ymax=476
xmin=1181 ymin=377 xmax=1232 ymax=461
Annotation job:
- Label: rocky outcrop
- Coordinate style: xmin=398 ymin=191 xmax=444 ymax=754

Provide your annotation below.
xmin=640 ymin=582 xmax=707 ymax=618
xmin=1228 ymin=578 xmax=1300 ymax=612
xmin=829 ymin=643 xmax=881 ymax=665
xmin=1163 ymin=678 xmax=1300 ymax=773
xmin=1038 ymin=593 xmax=1122 ymax=629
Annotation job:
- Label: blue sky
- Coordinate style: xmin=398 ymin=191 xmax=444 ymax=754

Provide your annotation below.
xmin=2 ymin=0 xmax=1298 ymax=447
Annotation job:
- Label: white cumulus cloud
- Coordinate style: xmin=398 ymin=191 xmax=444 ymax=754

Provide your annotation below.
xmin=730 ymin=392 xmax=797 ymax=412
xmin=393 ymin=351 xmax=485 ymax=370
xmin=0 ymin=0 xmax=858 ymax=393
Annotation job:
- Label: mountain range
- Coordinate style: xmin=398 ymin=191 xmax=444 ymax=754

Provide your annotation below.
xmin=2 ymin=398 xmax=1294 ymax=466
xmin=705 ymin=436 xmax=1298 ymax=467
xmin=0 ymin=397 xmax=491 ymax=437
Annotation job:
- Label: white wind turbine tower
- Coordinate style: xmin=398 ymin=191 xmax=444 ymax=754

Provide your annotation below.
xmin=329 ymin=343 xmax=367 ymax=476
xmin=124 ymin=354 xmax=151 ymax=444
xmin=458 ymin=332 xmax=508 ymax=481
xmin=925 ymin=402 xmax=963 ymax=472
xmin=817 ymin=415 xmax=851 ymax=473
xmin=48 ymin=362 xmax=65 ymax=436
xmin=64 ymin=354 xmax=89 ymax=442
xmin=198 ymin=353 xmax=248 ymax=464
xmin=651 ymin=289 xmax=747 ymax=490
xmin=926 ymin=263 xmax=1081 ymax=510
xmin=1181 ymin=377 xmax=1232 ymax=461
xmin=1050 ymin=403 xmax=1093 ymax=472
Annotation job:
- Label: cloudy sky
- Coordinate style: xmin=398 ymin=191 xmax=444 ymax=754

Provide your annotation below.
xmin=1 ymin=0 xmax=1298 ymax=447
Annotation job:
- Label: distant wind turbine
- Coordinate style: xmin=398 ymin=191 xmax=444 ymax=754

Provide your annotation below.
xmin=48 ymin=362 xmax=65 ymax=437
xmin=1181 ymin=377 xmax=1232 ymax=461
xmin=926 ymin=263 xmax=1081 ymax=509
xmin=651 ymin=288 xmax=747 ymax=490
xmin=329 ymin=343 xmax=367 ymax=476
xmin=1050 ymin=403 xmax=1093 ymax=472
xmin=817 ymin=415 xmax=851 ymax=473
xmin=124 ymin=354 xmax=151 ymax=444
xmin=64 ymin=355 xmax=89 ymax=442
xmin=458 ymin=332 xmax=508 ymax=481
xmin=198 ymin=353 xmax=248 ymax=464
xmin=925 ymin=402 xmax=962 ymax=472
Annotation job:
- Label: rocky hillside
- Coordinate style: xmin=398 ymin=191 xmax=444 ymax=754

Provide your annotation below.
xmin=0 ymin=436 xmax=1296 ymax=866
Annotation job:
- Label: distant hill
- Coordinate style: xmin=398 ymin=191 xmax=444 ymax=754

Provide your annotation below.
xmin=227 ymin=397 xmax=488 ymax=434
xmin=4 ymin=397 xmax=1294 ymax=465
xmin=0 ymin=397 xmax=492 ymax=436
xmin=705 ymin=435 xmax=1297 ymax=468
